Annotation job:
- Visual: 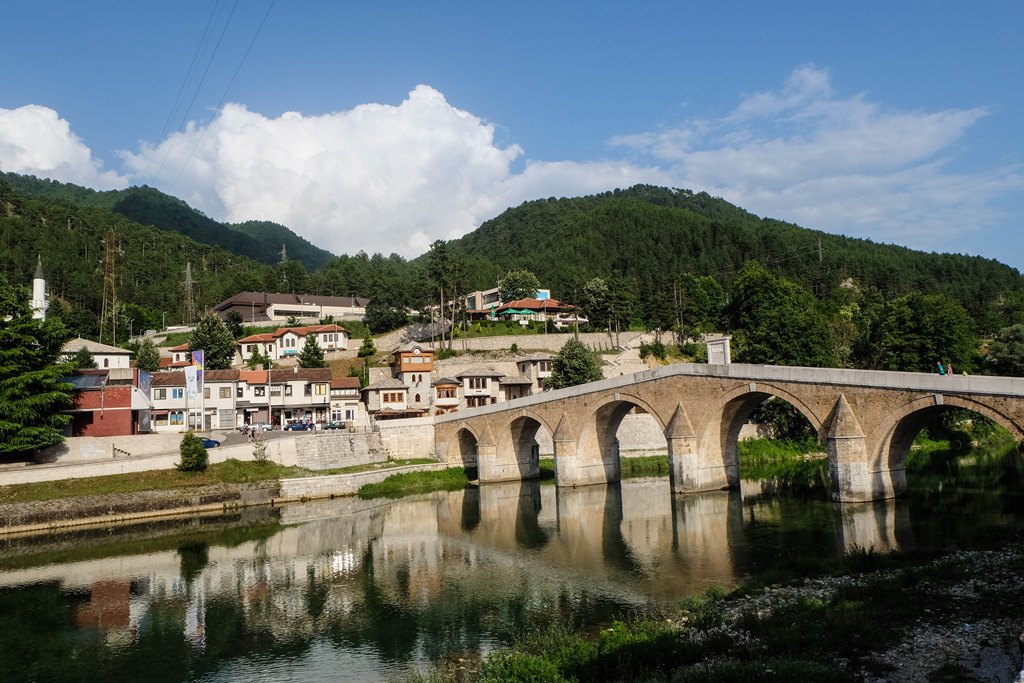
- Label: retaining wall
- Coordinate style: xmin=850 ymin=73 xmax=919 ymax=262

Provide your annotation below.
xmin=278 ymin=462 xmax=449 ymax=500
xmin=375 ymin=417 xmax=437 ymax=459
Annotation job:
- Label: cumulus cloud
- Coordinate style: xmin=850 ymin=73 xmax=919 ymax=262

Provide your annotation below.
xmin=612 ymin=64 xmax=1023 ymax=249
xmin=118 ymin=86 xmax=667 ymax=258
xmin=4 ymin=69 xmax=1020 ymax=262
xmin=0 ymin=105 xmax=126 ymax=189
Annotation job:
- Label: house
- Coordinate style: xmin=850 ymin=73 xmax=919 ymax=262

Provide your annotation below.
xmin=464 ymin=286 xmax=551 ymax=319
xmin=431 ymin=377 xmax=461 ymax=415
xmin=62 ymin=338 xmax=134 ymax=370
xmin=517 ymin=353 xmax=553 ymax=393
xmin=151 ymin=369 xmax=240 ymax=431
xmin=362 ymin=377 xmax=417 ymax=419
xmin=454 ymin=367 xmax=503 ymax=408
xmin=495 ymin=298 xmax=579 ymax=327
xmin=330 ymin=377 xmax=365 ymax=425
xmin=391 ymin=343 xmax=435 ymax=410
xmin=150 ymin=367 xmax=332 ymax=430
xmin=160 ymin=343 xmax=192 ymax=369
xmin=236 ymin=324 xmax=348 ymax=364
xmin=64 ymin=368 xmax=154 ymax=436
xmin=498 ymin=374 xmax=533 ymax=401
xmin=213 ymin=292 xmax=369 ymax=323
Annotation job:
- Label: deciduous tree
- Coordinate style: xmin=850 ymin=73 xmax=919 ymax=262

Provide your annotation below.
xmin=984 ymin=324 xmax=1024 ymax=377
xmin=189 ymin=313 xmax=237 ymax=370
xmin=499 ymin=269 xmax=541 ymax=303
xmin=546 ymin=338 xmax=603 ymax=389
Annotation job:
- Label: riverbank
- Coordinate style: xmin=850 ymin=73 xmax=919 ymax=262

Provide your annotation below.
xmin=458 ymin=540 xmax=1024 ymax=682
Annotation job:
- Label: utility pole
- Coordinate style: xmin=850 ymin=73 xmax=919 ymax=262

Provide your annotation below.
xmin=99 ymin=229 xmax=120 ymax=344
xmin=183 ymin=261 xmax=195 ymax=326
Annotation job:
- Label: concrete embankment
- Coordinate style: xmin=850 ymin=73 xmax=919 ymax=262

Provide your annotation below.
xmin=0 ymin=462 xmax=448 ymax=537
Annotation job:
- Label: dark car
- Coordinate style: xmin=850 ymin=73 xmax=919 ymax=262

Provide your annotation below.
xmin=324 ymin=421 xmax=347 ymax=430
xmin=283 ymin=422 xmax=310 ymax=431
xmin=200 ymin=437 xmax=221 ymax=448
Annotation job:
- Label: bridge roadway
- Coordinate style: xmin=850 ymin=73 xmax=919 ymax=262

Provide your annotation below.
xmin=434 ymin=363 xmax=1024 ymax=502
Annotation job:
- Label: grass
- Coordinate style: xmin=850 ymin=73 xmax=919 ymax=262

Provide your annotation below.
xmin=0 ymin=459 xmax=307 ymax=505
xmin=357 ymin=467 xmax=472 ymax=499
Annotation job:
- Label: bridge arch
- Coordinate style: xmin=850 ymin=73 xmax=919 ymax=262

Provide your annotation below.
xmin=870 ymin=394 xmax=1024 ymax=474
xmin=697 ymin=383 xmax=825 ymax=488
xmin=495 ymin=410 xmax=554 ymax=480
xmin=571 ymin=392 xmax=668 ymax=486
xmin=454 ymin=422 xmax=480 ymax=468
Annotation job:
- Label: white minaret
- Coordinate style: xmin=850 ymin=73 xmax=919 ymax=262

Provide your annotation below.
xmin=31 ymin=255 xmax=47 ymax=320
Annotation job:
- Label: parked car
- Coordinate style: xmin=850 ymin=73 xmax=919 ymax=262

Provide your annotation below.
xmin=200 ymin=437 xmax=221 ymax=448
xmin=283 ymin=422 xmax=310 ymax=431
xmin=239 ymin=423 xmax=272 ymax=433
xmin=324 ymin=420 xmax=347 ymax=430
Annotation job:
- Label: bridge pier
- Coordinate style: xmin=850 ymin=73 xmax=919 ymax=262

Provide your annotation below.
xmin=826 ymin=395 xmax=903 ymax=502
xmin=666 ymin=404 xmax=736 ymax=493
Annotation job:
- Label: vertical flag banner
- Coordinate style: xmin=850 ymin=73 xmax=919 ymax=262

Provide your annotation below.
xmin=192 ymin=350 xmax=204 ymax=383
xmin=184 ymin=365 xmax=198 ymax=394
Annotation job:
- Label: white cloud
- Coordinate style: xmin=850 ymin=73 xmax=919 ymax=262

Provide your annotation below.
xmin=0 ymin=105 xmax=126 ymax=189
xmin=4 ymin=69 xmax=1020 ymax=263
xmin=118 ymin=86 xmax=669 ymax=258
xmin=613 ymin=64 xmax=1023 ymax=249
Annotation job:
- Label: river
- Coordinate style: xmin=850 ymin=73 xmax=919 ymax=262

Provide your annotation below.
xmin=1 ymin=446 xmax=1021 ymax=682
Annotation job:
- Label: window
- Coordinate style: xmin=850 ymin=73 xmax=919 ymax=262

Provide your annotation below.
xmin=154 ymin=388 xmax=166 ymax=400
xmin=203 ymin=387 xmax=210 ymax=400
xmin=236 ymin=386 xmax=243 ymax=398
xmin=315 ymin=384 xmax=327 ymax=396
xmin=304 ymin=384 xmax=312 ymax=396
xmin=247 ymin=344 xmax=256 ymax=354
xmin=103 ymin=358 xmax=109 ymax=368
xmin=414 ymin=394 xmax=421 ymax=403
xmin=219 ymin=387 xmax=231 ymax=399
xmin=271 ymin=387 xmax=281 ymax=397
xmin=469 ymin=377 xmax=488 ymax=390
xmin=383 ymin=392 xmax=404 ymax=403
xmin=254 ymin=386 xmax=266 ymax=397
xmin=285 ymin=385 xmax=292 ymax=396
xmin=437 ymin=387 xmax=456 ymax=399
xmin=170 ymin=411 xmax=184 ymax=426
xmin=172 ymin=388 xmax=184 ymax=399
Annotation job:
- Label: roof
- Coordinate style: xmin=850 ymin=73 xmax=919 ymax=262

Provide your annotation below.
xmin=237 ymin=324 xmax=347 ymax=344
xmin=496 ymin=298 xmax=574 ymax=314
xmin=65 ymin=371 xmax=108 ymax=390
xmin=431 ymin=377 xmax=461 ymax=386
xmin=394 ymin=342 xmax=435 ymax=354
xmin=268 ymin=368 xmax=332 ymax=382
xmin=454 ymin=366 xmax=504 ymax=378
xmin=498 ymin=375 xmax=534 ymax=385
xmin=62 ymin=338 xmax=132 ymax=355
xmin=520 ymin=352 xmax=552 ymax=361
xmin=363 ymin=377 xmax=407 ymax=391
xmin=167 ymin=343 xmax=190 ymax=352
xmin=331 ymin=377 xmax=362 ymax=389
xmin=213 ymin=292 xmax=370 ymax=311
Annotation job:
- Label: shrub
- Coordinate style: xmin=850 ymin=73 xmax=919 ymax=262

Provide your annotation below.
xmin=510 ymin=342 xmax=519 ymax=354
xmin=177 ymin=431 xmax=209 ymax=472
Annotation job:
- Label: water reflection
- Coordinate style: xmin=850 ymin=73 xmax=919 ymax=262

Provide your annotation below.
xmin=0 ymin=447 xmax=1021 ymax=682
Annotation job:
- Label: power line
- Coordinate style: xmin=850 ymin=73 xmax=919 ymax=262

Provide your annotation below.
xmin=170 ymin=0 xmax=276 ymax=192
xmin=154 ymin=0 xmax=241 ymax=185
xmin=142 ymin=0 xmax=225 ymax=182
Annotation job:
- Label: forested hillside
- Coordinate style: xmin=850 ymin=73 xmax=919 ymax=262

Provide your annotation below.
xmin=0 ymin=178 xmax=275 ymax=339
xmin=0 ymin=173 xmax=333 ymax=271
xmin=447 ymin=186 xmax=1023 ymax=334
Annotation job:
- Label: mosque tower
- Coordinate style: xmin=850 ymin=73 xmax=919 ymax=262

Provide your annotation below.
xmin=31 ymin=255 xmax=47 ymax=320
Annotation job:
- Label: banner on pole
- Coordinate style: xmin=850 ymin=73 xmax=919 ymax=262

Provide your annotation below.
xmin=184 ymin=365 xmax=198 ymax=394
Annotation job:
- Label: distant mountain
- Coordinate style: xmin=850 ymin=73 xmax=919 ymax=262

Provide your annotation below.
xmin=0 ymin=173 xmax=331 ymax=272
xmin=228 ymin=220 xmax=335 ymax=271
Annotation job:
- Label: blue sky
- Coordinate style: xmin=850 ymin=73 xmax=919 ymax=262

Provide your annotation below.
xmin=1 ymin=1 xmax=1021 ymax=269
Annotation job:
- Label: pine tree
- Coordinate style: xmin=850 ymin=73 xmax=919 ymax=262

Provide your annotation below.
xmin=70 ymin=346 xmax=97 ymax=369
xmin=134 ymin=338 xmax=161 ymax=373
xmin=357 ymin=330 xmax=377 ymax=358
xmin=0 ymin=285 xmax=74 ymax=455
xmin=189 ymin=313 xmax=237 ymax=370
xmin=298 ymin=334 xmax=326 ymax=368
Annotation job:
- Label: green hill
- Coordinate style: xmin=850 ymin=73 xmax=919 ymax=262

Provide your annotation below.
xmin=444 ymin=185 xmax=1023 ymax=331
xmin=0 ymin=173 xmax=331 ymax=272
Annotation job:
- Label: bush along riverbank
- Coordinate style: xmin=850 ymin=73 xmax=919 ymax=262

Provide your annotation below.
xmin=416 ymin=537 xmax=1024 ymax=682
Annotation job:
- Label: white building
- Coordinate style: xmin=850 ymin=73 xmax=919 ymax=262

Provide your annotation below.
xmin=62 ymin=338 xmax=134 ymax=370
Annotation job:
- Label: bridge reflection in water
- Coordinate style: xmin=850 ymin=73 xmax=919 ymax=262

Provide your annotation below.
xmin=0 ymin=479 xmax=926 ymax=680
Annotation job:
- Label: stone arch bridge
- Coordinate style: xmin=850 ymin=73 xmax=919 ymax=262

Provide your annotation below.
xmin=433 ymin=363 xmax=1024 ymax=502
